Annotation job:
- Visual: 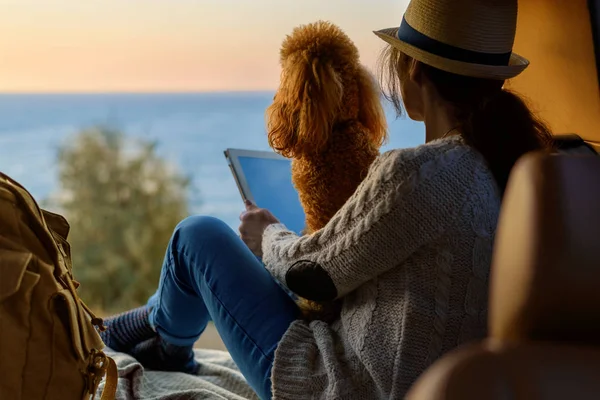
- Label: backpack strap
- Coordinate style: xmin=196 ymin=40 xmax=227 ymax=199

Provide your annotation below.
xmin=88 ymin=352 xmax=118 ymax=400
xmin=100 ymin=357 xmax=118 ymax=400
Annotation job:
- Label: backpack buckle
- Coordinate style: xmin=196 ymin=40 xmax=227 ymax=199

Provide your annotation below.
xmin=86 ymin=349 xmax=109 ymax=397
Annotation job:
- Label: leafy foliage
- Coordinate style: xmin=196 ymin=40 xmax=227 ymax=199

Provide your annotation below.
xmin=51 ymin=126 xmax=190 ymax=312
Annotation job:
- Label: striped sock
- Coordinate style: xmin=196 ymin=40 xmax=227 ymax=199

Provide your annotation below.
xmin=99 ymin=306 xmax=156 ymax=352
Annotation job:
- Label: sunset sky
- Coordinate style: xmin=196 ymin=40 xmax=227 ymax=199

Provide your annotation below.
xmin=0 ymin=0 xmax=410 ymax=93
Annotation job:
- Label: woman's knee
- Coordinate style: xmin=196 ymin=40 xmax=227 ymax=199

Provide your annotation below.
xmin=173 ymin=215 xmax=237 ymax=250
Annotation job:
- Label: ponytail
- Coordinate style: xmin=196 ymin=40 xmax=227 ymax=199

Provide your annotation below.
xmin=461 ymin=88 xmax=554 ymax=194
xmin=378 ymin=47 xmax=554 ymax=195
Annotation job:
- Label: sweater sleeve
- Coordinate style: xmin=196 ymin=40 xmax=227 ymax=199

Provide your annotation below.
xmin=262 ymin=144 xmax=472 ymax=299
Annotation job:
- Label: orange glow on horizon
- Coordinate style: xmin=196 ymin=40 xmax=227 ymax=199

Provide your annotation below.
xmin=0 ymin=0 xmax=409 ymax=93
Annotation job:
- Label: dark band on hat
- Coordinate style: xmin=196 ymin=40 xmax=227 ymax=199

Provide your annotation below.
xmin=397 ymin=16 xmax=512 ymax=66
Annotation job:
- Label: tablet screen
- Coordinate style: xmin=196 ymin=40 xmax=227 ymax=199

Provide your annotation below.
xmin=237 ymin=155 xmax=306 ymax=234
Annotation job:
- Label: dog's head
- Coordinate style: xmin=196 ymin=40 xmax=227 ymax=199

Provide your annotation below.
xmin=266 ymin=21 xmax=387 ymax=158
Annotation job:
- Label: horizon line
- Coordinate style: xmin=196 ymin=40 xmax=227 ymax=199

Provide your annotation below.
xmin=0 ymin=89 xmax=278 ymax=95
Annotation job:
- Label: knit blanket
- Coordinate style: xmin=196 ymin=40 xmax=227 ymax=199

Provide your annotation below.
xmin=97 ymin=348 xmax=259 ymax=400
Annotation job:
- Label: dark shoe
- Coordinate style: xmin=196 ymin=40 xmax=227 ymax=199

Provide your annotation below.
xmin=130 ymin=335 xmax=199 ymax=374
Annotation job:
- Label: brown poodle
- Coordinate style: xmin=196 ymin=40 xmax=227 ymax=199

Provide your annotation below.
xmin=266 ymin=21 xmax=388 ymax=320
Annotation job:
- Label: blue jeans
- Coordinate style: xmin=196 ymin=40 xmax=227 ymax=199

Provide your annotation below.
xmin=146 ymin=216 xmax=300 ymax=400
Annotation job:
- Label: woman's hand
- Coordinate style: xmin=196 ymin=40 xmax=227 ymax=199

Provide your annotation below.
xmin=239 ymin=200 xmax=279 ymax=257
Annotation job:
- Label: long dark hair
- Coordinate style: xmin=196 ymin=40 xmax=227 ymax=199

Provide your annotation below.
xmin=378 ymin=46 xmax=554 ymax=195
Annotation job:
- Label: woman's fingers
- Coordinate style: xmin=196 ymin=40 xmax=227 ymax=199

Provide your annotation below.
xmin=238 ymin=202 xmax=279 ymax=258
xmin=244 ymin=199 xmax=258 ymax=210
xmin=240 ymin=206 xmax=268 ymax=223
xmin=240 ymin=199 xmax=258 ymax=221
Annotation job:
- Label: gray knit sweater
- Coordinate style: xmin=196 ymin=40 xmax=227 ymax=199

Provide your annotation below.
xmin=261 ymin=136 xmax=501 ymax=399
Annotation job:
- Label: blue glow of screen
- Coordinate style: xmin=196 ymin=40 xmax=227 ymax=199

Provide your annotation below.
xmin=237 ymin=156 xmax=306 ymax=234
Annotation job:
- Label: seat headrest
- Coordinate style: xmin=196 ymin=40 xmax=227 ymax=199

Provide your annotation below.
xmin=406 ymin=341 xmax=600 ymax=400
xmin=489 ymin=152 xmax=600 ymax=344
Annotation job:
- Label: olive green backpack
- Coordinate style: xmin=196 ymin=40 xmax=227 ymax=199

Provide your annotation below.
xmin=0 ymin=172 xmax=117 ymax=399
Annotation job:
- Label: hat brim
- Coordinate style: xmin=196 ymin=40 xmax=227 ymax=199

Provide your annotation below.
xmin=374 ymin=28 xmax=529 ymax=80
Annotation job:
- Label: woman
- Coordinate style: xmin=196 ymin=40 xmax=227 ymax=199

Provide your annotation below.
xmin=100 ymin=0 xmax=553 ymax=398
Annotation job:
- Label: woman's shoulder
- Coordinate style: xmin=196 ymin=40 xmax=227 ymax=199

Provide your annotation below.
xmin=365 ymin=136 xmax=498 ymax=209
xmin=374 ymin=136 xmax=486 ymax=178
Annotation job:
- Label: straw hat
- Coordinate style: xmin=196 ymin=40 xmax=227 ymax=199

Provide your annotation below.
xmin=374 ymin=0 xmax=529 ymax=80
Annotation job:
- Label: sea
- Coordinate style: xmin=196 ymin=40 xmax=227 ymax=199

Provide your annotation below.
xmin=0 ymin=92 xmax=425 ymax=229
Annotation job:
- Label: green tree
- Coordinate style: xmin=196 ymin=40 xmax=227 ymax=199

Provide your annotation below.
xmin=51 ymin=126 xmax=190 ymax=313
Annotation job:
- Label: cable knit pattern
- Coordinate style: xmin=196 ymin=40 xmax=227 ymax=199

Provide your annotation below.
xmin=262 ymin=136 xmax=500 ymax=399
xmin=426 ymin=248 xmax=453 ymax=365
xmin=460 ymin=164 xmax=500 ymax=343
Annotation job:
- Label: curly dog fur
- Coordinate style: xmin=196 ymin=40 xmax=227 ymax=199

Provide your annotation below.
xmin=266 ymin=21 xmax=388 ymax=321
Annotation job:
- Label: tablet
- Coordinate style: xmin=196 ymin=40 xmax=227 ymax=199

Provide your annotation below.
xmin=224 ymin=148 xmax=306 ymax=234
